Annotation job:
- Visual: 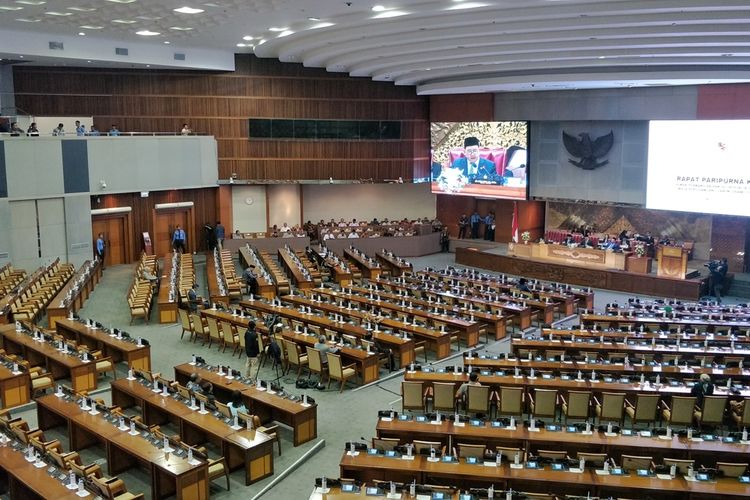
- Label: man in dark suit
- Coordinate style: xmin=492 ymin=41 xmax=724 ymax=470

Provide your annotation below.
xmin=451 ymin=136 xmax=509 ymax=184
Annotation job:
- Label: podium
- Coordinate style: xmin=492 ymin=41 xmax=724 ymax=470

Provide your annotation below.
xmin=656 ymin=246 xmax=689 ymax=279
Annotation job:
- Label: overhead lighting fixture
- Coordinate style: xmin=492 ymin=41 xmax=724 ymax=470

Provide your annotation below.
xmin=445 ymin=2 xmax=488 ymax=10
xmin=112 ymin=19 xmax=137 ymax=24
xmin=307 ymin=17 xmax=320 ymax=21
xmin=163 ymin=40 xmax=170 ymax=44
xmin=310 ymin=22 xmax=334 ymax=29
xmin=277 ymin=30 xmax=294 ymax=37
xmin=268 ymin=26 xmax=289 ymax=32
xmin=371 ymin=5 xmax=386 ymax=11
xmin=45 ymin=11 xmax=73 ymax=15
xmin=169 ymin=26 xmax=193 ymax=31
xmin=174 ymin=6 xmax=204 ymax=14
xmin=80 ymin=24 xmax=103 ymax=29
xmin=257 ymin=38 xmax=266 ymax=45
xmin=15 ymin=17 xmax=40 ymax=22
xmin=68 ymin=6 xmax=96 ymax=11
xmin=15 ymin=0 xmax=45 ymax=4
xmin=136 ymin=30 xmax=160 ymax=36
xmin=78 ymin=32 xmax=86 ymax=36
xmin=135 ymin=15 xmax=161 ymax=20
xmin=236 ymin=43 xmax=247 ymax=47
xmin=242 ymin=35 xmax=253 ymax=41
xmin=372 ymin=10 xmax=407 ymax=18
xmin=87 ymin=60 xmax=92 ymax=63
xmin=106 ymin=0 xmax=137 ymax=3
xmin=0 ymin=6 xmax=23 ymax=10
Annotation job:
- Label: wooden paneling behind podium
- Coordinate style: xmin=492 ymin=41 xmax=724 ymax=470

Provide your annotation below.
xmin=13 ymin=55 xmax=430 ymax=181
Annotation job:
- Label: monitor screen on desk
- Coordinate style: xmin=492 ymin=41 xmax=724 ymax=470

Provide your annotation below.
xmin=647 ymin=120 xmax=750 ymax=216
xmin=430 ymin=121 xmax=528 ymax=200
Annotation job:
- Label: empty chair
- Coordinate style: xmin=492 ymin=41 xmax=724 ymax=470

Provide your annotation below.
xmin=372 ymin=437 xmax=401 ymax=452
xmin=561 ymin=391 xmax=591 ymax=424
xmin=594 ymin=392 xmax=626 ymax=426
xmin=695 ymin=395 xmax=727 ymax=431
xmin=661 ymin=354 xmax=681 ymax=365
xmin=466 ymin=385 xmax=491 ymax=416
xmin=495 ymin=446 xmax=524 ymax=463
xmin=238 ymin=412 xmax=282 ymax=455
xmin=663 ymin=458 xmax=694 ymax=475
xmin=732 ymin=398 xmax=750 ymax=430
xmin=401 ymin=381 xmax=426 ymax=413
xmin=621 ymin=455 xmax=653 ymax=471
xmin=496 ymin=386 xmax=523 ymax=418
xmin=427 ymin=382 xmax=458 ymax=413
xmin=545 ymin=350 xmax=565 ymax=361
xmin=282 ymin=340 xmax=309 ymax=380
xmin=206 ymin=316 xmax=223 ymax=350
xmin=191 ymin=314 xmax=209 ymax=344
xmin=178 ymin=309 xmax=194 ymax=341
xmin=327 ymin=352 xmax=357 ymax=392
xmin=661 ymin=396 xmax=697 ymax=428
xmin=536 ymin=449 xmax=568 ymax=461
xmin=608 ymin=353 xmax=628 ymax=363
xmin=576 ymin=452 xmax=608 ymax=468
xmin=413 ymin=440 xmax=443 ymax=454
xmin=456 ymin=443 xmax=486 ymax=458
xmin=716 ymin=462 xmax=749 ymax=478
xmin=624 ymin=394 xmax=660 ymax=427
xmin=528 ymin=389 xmax=558 ymax=421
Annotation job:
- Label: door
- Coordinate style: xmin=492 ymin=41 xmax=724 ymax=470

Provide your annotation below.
xmin=154 ymin=209 xmax=190 ymax=256
xmin=92 ymin=213 xmax=131 ymax=266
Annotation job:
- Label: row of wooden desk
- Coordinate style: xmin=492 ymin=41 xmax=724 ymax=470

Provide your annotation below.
xmin=111 ymin=378 xmax=274 ymax=485
xmin=0 ymin=444 xmax=87 ymax=499
xmin=540 ymin=327 xmax=748 ymax=346
xmin=375 ymin=250 xmax=412 ymax=277
xmin=56 ymin=318 xmax=151 ymax=372
xmin=174 ymin=363 xmax=317 ymax=447
xmin=46 ymin=260 xmax=101 ymax=329
xmin=309 ymin=248 xmax=353 ymax=286
xmin=36 ymin=393 xmax=208 ymax=499
xmin=581 ymin=312 xmax=750 ymax=332
xmin=343 ymin=248 xmax=381 ymax=280
xmin=157 ymin=253 xmax=183 ymax=324
xmin=277 ymin=247 xmax=316 ymax=289
xmin=237 ymin=246 xmax=279 ymax=299
xmin=340 ymin=451 xmax=750 ymax=498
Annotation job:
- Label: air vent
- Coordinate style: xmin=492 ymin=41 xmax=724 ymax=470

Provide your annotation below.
xmin=115 ymin=47 xmax=129 ymax=56
xmin=0 ymin=252 xmax=8 ymax=259
xmin=48 ymin=41 xmax=64 ymax=50
xmin=174 ymin=53 xmax=185 ymax=61
xmin=70 ymin=242 xmax=90 ymax=250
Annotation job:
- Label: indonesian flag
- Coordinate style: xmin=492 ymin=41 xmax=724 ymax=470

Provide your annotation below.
xmin=511 ymin=202 xmax=519 ymax=243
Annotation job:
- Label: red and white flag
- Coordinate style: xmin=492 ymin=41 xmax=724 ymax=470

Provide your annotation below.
xmin=511 ymin=202 xmax=519 ymax=243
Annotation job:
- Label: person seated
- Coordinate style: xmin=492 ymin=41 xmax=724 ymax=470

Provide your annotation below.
xmin=691 ymin=373 xmax=714 ymax=406
xmin=349 ymin=219 xmax=359 ymax=227
xmin=323 ymin=232 xmax=334 ymax=241
xmin=27 ymin=122 xmax=39 ymax=136
xmin=88 ymin=124 xmax=100 ymax=136
xmin=142 ymin=268 xmax=159 ymax=284
xmin=234 ymin=229 xmax=242 ymax=238
xmin=336 ymin=231 xmax=347 ymax=239
xmin=314 ymin=335 xmax=335 ymax=364
xmin=456 ymin=371 xmax=482 ymax=404
xmin=9 ymin=122 xmax=23 ymax=136
xmin=603 ymin=238 xmax=621 ymax=251
xmin=348 ymin=230 xmax=360 ymax=239
xmin=517 ymin=278 xmax=531 ymax=293
xmin=186 ymin=374 xmax=203 ymax=393
xmin=227 ymin=390 xmax=248 ymax=417
xmin=338 ymin=218 xmax=348 ymax=227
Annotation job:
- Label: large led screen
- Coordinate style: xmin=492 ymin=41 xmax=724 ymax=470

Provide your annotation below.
xmin=647 ymin=120 xmax=750 ymax=216
xmin=431 ymin=121 xmax=528 ymax=200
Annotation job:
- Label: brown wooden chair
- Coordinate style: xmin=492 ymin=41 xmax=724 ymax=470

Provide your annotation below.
xmin=327 ymin=352 xmax=357 ymax=392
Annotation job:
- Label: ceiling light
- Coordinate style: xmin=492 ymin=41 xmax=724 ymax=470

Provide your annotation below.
xmin=310 ymin=22 xmax=334 ymax=29
xmin=136 ymin=30 xmax=160 ymax=36
xmin=15 ymin=0 xmax=45 ymax=4
xmin=169 ymin=26 xmax=193 ymax=31
xmin=80 ymin=25 xmax=103 ymax=29
xmin=68 ymin=6 xmax=96 ymax=11
xmin=372 ymin=10 xmax=407 ymax=18
xmin=45 ymin=11 xmax=73 ymax=15
xmin=15 ymin=17 xmax=40 ymax=22
xmin=87 ymin=60 xmax=92 ymax=63
xmin=0 ymin=6 xmax=23 ymax=10
xmin=78 ymin=32 xmax=86 ymax=36
xmin=174 ymin=6 xmax=204 ymax=14
xmin=112 ymin=19 xmax=137 ymax=24
xmin=257 ymin=38 xmax=266 ymax=45
xmin=268 ymin=26 xmax=289 ymax=32
xmin=136 ymin=15 xmax=161 ymax=20
xmin=236 ymin=43 xmax=246 ymax=47
xmin=146 ymin=64 xmax=150 ymax=67
xmin=371 ymin=5 xmax=386 ymax=11
xmin=242 ymin=35 xmax=253 ymax=41
xmin=106 ymin=0 xmax=137 ymax=3
xmin=445 ymin=2 xmax=488 ymax=10
xmin=277 ymin=30 xmax=294 ymax=37
xmin=163 ymin=41 xmax=170 ymax=44
xmin=308 ymin=17 xmax=320 ymax=21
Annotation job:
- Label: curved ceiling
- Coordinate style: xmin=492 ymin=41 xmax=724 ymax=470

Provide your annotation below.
xmin=2 ymin=0 xmax=750 ymax=94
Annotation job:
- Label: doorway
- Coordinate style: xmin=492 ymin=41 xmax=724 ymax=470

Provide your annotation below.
xmin=92 ymin=211 xmax=133 ymax=265
xmin=153 ymin=208 xmax=193 ymax=256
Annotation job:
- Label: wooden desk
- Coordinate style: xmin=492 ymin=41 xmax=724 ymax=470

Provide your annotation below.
xmin=205 ymin=252 xmax=229 ymax=307
xmin=46 ymin=260 xmax=101 ymax=329
xmin=658 ymin=246 xmax=690 ymax=279
xmin=157 ymin=253 xmax=179 ymax=324
xmin=111 ymin=378 xmax=274 ymax=485
xmin=509 ymin=241 xmax=629 ymax=271
xmin=581 ymin=313 xmax=750 ymax=332
xmin=277 ymin=248 xmax=314 ymax=289
xmin=0 ymin=446 xmax=85 ymax=499
xmin=344 ymin=248 xmax=381 ymax=280
xmin=174 ymin=363 xmax=318 ymax=447
xmin=375 ymin=251 xmax=412 ymax=277
xmin=55 ymin=319 xmax=151 ymax=371
xmin=36 ymin=394 xmax=208 ymax=499
xmin=242 ymin=298 xmax=451 ymax=360
xmin=543 ymin=327 xmax=747 ymax=346
xmin=238 ymin=246 xmax=279 ymax=299
xmin=0 ymin=362 xmax=30 ymax=409
xmin=0 ymin=324 xmax=96 ymax=393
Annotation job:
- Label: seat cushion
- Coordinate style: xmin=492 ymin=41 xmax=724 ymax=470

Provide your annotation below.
xmin=208 ymin=463 xmax=225 ymax=475
xmin=342 ymin=367 xmax=356 ymax=377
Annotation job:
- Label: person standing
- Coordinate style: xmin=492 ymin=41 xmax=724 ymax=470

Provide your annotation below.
xmin=186 ymin=284 xmax=201 ymax=313
xmin=469 ymin=211 xmax=481 ymax=239
xmin=52 ymin=123 xmax=65 ymax=136
xmin=172 ymin=225 xmax=186 ymax=253
xmin=710 ymin=258 xmax=728 ymax=303
xmin=109 ymin=124 xmax=120 ymax=136
xmin=484 ymin=213 xmax=495 ymax=241
xmin=75 ymin=120 xmax=86 ymax=136
xmin=458 ymin=214 xmax=468 ymax=239
xmin=95 ymin=233 xmax=106 ymax=269
xmin=215 ymin=221 xmax=225 ymax=248
xmin=181 ymin=123 xmax=193 ymax=135
xmin=440 ymin=227 xmax=450 ymax=252
xmin=244 ymin=321 xmax=260 ymax=380
xmin=242 ymin=265 xmax=259 ymax=297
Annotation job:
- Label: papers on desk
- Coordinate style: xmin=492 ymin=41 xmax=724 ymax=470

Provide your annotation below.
xmin=656 ymin=474 xmax=673 ymax=480
xmin=595 ymin=469 xmax=610 ymax=475
xmin=568 ymin=467 xmax=583 ymax=474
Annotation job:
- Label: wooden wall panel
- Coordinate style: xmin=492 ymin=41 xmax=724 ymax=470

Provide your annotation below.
xmin=13 ymin=54 xmax=430 ymax=182
xmin=90 ymin=187 xmax=218 ymax=261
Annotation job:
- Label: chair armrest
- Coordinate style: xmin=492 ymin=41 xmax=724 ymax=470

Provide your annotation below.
xmin=344 ymin=363 xmax=357 ymax=371
xmin=593 ymin=396 xmax=601 ymax=407
xmin=559 ymin=394 xmax=568 ymax=406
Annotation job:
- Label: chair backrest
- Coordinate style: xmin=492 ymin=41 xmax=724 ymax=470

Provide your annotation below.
xmin=577 ymin=452 xmax=607 ymax=468
xmin=457 ymin=443 xmax=485 ymax=458
xmin=495 ymin=446 xmax=523 ymax=462
xmin=257 ymin=333 xmax=265 ymax=352
xmin=545 ymin=350 xmax=565 ymax=360
xmin=498 ymin=386 xmax=523 ymax=416
xmin=179 ymin=309 xmax=192 ymax=330
xmin=632 ymin=394 xmax=660 ymax=423
xmin=663 ymin=458 xmax=694 ymax=475
xmin=669 ymin=396 xmax=697 ymax=426
xmin=402 ymin=381 xmax=425 ymax=411
xmin=284 ymin=340 xmax=300 ymax=364
xmin=372 ymin=437 xmax=400 ymax=452
xmin=433 ymin=382 xmax=457 ymax=412
xmin=536 ymin=449 xmax=567 ymax=460
xmin=566 ymin=391 xmax=591 ymax=419
xmin=600 ymin=392 xmax=626 ymax=421
xmin=740 ymin=399 xmax=750 ymax=426
xmin=717 ymin=462 xmax=749 ymax=478
xmin=622 ymin=455 xmax=652 ymax=470
xmin=467 ymin=385 xmax=491 ymax=414
xmin=532 ymin=389 xmax=557 ymax=418
xmin=413 ymin=440 xmax=442 ymax=454
xmin=306 ymin=347 xmax=323 ymax=373
xmin=327 ymin=352 xmax=344 ymax=378
xmin=176 ymin=384 xmax=191 ymax=400
xmin=215 ymin=401 xmax=232 ymax=419
xmin=206 ymin=317 xmax=221 ymax=341
xmin=191 ymin=314 xmax=205 ymax=334
xmin=700 ymin=396 xmax=727 ymax=424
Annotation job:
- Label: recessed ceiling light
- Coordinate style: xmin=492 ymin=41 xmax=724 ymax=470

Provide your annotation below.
xmin=15 ymin=0 xmax=45 ymax=4
xmin=445 ymin=2 xmax=488 ymax=10
xmin=169 ymin=26 xmax=193 ymax=31
xmin=46 ymin=11 xmax=73 ymax=16
xmin=80 ymin=25 xmax=103 ymax=29
xmin=19 ymin=55 xmax=23 ymax=58
xmin=15 ymin=17 xmax=40 ymax=22
xmin=112 ymin=19 xmax=137 ymax=24
xmin=0 ymin=6 xmax=23 ymax=11
xmin=236 ymin=43 xmax=246 ymax=47
xmin=68 ymin=6 xmax=96 ymax=12
xmin=146 ymin=64 xmax=150 ymax=67
xmin=372 ymin=10 xmax=407 ymax=18
xmin=174 ymin=6 xmax=204 ymax=14
xmin=163 ymin=40 xmax=170 ymax=44
xmin=78 ymin=32 xmax=86 ymax=36
xmin=277 ymin=30 xmax=294 ymax=37
xmin=598 ymin=56 xmax=606 ymax=59
xmin=136 ymin=30 xmax=160 ymax=36
xmin=135 ymin=15 xmax=161 ymax=20
xmin=371 ymin=5 xmax=386 ymax=11
xmin=242 ymin=35 xmax=253 ymax=41
xmin=268 ymin=26 xmax=289 ymax=32
xmin=106 ymin=0 xmax=136 ymax=3
xmin=257 ymin=38 xmax=266 ymax=45
xmin=87 ymin=60 xmax=92 ymax=63
xmin=308 ymin=17 xmax=320 ymax=21
xmin=310 ymin=22 xmax=334 ymax=29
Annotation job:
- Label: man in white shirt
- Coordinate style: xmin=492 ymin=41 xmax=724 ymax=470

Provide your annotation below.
xmin=348 ymin=231 xmax=360 ymax=239
xmin=279 ymin=223 xmax=292 ymax=233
